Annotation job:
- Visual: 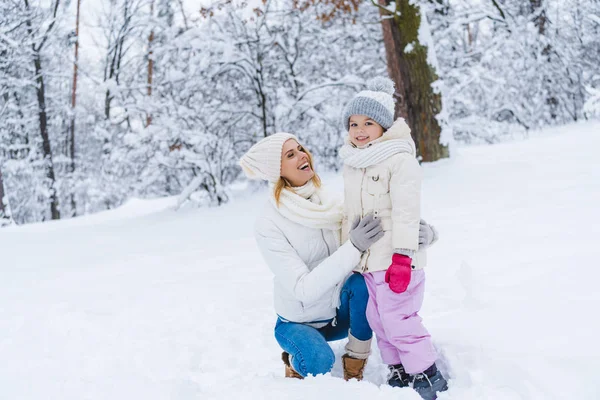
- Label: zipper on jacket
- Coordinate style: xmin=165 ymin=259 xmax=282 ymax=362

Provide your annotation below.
xmin=360 ymin=168 xmax=370 ymax=271
xmin=360 ymin=169 xmax=366 ymax=218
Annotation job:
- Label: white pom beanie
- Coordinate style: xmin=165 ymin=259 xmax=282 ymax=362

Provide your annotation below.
xmin=239 ymin=133 xmax=299 ymax=183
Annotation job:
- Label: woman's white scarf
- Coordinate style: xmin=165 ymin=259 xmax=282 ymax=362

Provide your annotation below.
xmin=269 ymin=180 xmax=343 ymax=231
xmin=339 ymin=139 xmax=415 ymax=169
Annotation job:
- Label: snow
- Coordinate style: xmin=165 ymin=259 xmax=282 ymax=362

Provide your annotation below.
xmin=2 ymin=121 xmax=600 ymax=399
xmin=417 ymin=6 xmax=439 ymax=74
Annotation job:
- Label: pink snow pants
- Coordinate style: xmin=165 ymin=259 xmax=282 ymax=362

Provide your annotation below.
xmin=364 ymin=269 xmax=436 ymax=374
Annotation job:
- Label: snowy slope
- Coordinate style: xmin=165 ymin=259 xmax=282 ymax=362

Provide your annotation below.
xmin=2 ymin=122 xmax=600 ymax=400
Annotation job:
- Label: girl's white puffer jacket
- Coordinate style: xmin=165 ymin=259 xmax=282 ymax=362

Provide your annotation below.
xmin=341 ymin=121 xmax=427 ymax=273
xmin=255 ymin=202 xmax=361 ymax=324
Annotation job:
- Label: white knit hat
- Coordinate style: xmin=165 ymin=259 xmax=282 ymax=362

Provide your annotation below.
xmin=239 ymin=133 xmax=299 ymax=183
xmin=342 ymin=77 xmax=396 ymax=130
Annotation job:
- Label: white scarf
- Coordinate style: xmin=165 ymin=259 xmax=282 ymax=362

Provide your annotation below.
xmin=339 ymin=139 xmax=415 ymax=169
xmin=269 ymin=180 xmax=343 ymax=231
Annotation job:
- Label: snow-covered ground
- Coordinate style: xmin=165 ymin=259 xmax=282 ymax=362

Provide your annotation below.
xmin=2 ymin=122 xmax=600 ymax=400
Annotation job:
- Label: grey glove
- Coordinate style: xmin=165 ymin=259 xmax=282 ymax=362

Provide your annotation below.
xmin=418 ymin=219 xmax=439 ymax=250
xmin=349 ymin=214 xmax=384 ymax=252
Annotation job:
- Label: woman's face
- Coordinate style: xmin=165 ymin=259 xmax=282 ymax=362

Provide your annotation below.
xmin=280 ymin=139 xmax=314 ymax=187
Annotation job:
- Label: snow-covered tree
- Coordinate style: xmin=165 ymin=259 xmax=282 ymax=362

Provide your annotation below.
xmin=1 ymin=0 xmax=67 ymax=223
xmin=292 ymin=0 xmax=450 ymax=161
xmin=86 ymin=0 xmax=153 ymax=210
xmin=129 ymin=0 xmax=385 ymax=207
xmin=584 ymin=86 xmax=600 ymax=118
xmin=0 ymin=163 xmax=12 ymax=226
xmin=429 ymin=0 xmax=600 ymax=143
xmin=2 ymin=0 xmax=599 ymax=224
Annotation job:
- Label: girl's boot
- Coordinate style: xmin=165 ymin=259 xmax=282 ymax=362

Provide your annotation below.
xmin=387 ymin=363 xmax=410 ymax=388
xmin=411 ymin=363 xmax=448 ymax=400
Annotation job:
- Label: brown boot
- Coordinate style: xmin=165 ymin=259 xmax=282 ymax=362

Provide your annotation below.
xmin=281 ymin=352 xmax=303 ymax=379
xmin=342 ymin=354 xmax=367 ymax=381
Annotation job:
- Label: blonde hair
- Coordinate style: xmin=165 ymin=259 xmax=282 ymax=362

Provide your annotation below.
xmin=274 ymin=146 xmax=321 ymax=206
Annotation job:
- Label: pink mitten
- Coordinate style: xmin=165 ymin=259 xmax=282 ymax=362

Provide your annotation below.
xmin=384 ymin=254 xmax=412 ymax=293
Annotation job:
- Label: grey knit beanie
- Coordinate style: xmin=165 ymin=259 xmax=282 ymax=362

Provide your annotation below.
xmin=342 ymin=77 xmax=396 ymax=131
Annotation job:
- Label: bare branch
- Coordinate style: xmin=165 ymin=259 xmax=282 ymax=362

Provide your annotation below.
xmin=490 ymin=0 xmax=506 ymax=20
xmin=37 ymin=0 xmax=61 ymax=51
xmin=370 ymin=0 xmax=393 ymax=17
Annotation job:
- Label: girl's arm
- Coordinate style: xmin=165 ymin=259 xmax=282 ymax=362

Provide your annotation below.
xmin=254 ymin=218 xmax=361 ymax=303
xmin=389 ymin=153 xmax=422 ymax=253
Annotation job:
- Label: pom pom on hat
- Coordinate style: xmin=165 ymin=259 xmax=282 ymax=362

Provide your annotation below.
xmin=239 ymin=132 xmax=298 ymax=183
xmin=342 ymin=77 xmax=396 ymax=131
xmin=367 ymin=76 xmax=395 ymax=95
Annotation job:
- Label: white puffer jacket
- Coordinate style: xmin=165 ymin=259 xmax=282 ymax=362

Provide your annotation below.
xmin=255 ymin=202 xmax=361 ymax=324
xmin=341 ymin=121 xmax=427 ymax=273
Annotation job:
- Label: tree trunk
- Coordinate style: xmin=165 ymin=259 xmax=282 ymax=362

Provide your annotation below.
xmin=146 ymin=0 xmax=155 ymax=127
xmin=378 ymin=0 xmax=449 ymax=162
xmin=33 ymin=56 xmax=61 ymax=221
xmin=0 ymin=166 xmax=12 ymax=225
xmin=466 ymin=23 xmax=473 ymax=49
xmin=33 ymin=52 xmax=61 ymax=220
xmin=104 ymin=0 xmax=130 ymax=120
xmin=530 ymin=0 xmax=547 ymax=35
xmin=0 ymin=94 xmax=10 ymax=222
xmin=68 ymin=0 xmax=82 ymax=216
xmin=24 ymin=0 xmax=61 ymax=220
xmin=529 ymin=0 xmax=558 ymax=119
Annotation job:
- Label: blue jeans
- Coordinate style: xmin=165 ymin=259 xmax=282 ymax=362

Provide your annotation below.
xmin=274 ymin=273 xmax=372 ymax=377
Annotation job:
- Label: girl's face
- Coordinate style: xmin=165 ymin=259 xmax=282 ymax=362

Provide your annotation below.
xmin=348 ymin=115 xmax=384 ymax=146
xmin=280 ymin=139 xmax=314 ymax=187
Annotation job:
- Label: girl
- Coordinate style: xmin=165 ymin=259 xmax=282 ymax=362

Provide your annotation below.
xmin=339 ymin=77 xmax=448 ymax=400
xmin=239 ymin=133 xmax=439 ymax=381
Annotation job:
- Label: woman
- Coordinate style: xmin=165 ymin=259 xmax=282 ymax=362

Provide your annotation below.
xmin=239 ymin=133 xmax=438 ymax=380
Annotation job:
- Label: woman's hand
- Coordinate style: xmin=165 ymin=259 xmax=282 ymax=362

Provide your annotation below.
xmin=418 ymin=219 xmax=438 ymax=250
xmin=349 ymin=214 xmax=384 ymax=252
